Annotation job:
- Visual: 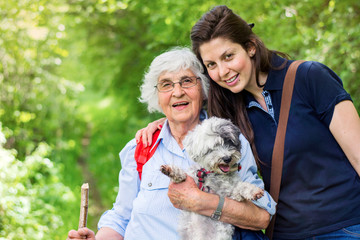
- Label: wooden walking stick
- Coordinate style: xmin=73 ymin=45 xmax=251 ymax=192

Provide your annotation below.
xmin=79 ymin=183 xmax=89 ymax=229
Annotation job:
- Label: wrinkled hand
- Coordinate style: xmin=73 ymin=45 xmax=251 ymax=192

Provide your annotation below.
xmin=67 ymin=227 xmax=96 ymax=240
xmin=135 ymin=118 xmax=166 ymax=147
xmin=168 ymin=175 xmax=202 ymax=211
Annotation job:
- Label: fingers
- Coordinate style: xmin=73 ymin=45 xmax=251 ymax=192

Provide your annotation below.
xmin=68 ymin=229 xmax=81 ymax=239
xmin=135 ymin=125 xmax=154 ymax=147
xmin=135 ymin=127 xmax=153 ymax=147
xmin=155 ymin=117 xmax=166 ymax=129
xmin=135 ymin=128 xmax=144 ymax=143
xmin=67 ymin=228 xmax=95 ymax=240
xmin=156 ymin=118 xmax=166 ymax=131
xmin=141 ymin=123 xmax=156 ymax=146
xmin=135 ymin=118 xmax=166 ymax=147
xmin=145 ymin=118 xmax=166 ymax=146
xmin=79 ymin=227 xmax=96 ymax=239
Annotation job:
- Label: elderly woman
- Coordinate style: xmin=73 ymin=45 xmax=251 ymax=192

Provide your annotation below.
xmin=67 ymin=47 xmax=275 ymax=240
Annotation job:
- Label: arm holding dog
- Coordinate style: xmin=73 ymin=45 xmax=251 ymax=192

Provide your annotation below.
xmin=167 ymin=133 xmax=275 ymax=231
xmin=168 ymin=177 xmax=270 ymax=230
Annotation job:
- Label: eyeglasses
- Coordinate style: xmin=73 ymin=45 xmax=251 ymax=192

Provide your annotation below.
xmin=155 ymin=76 xmax=200 ymax=92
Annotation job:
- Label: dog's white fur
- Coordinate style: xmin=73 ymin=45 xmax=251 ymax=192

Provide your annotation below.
xmin=160 ymin=117 xmax=264 ymax=240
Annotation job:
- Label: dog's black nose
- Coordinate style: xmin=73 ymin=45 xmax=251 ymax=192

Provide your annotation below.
xmin=222 ymin=156 xmax=232 ymax=163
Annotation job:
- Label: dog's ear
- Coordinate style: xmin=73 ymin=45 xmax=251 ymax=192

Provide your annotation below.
xmin=213 ymin=118 xmax=241 ymax=148
xmin=183 ymin=119 xmax=216 ymax=161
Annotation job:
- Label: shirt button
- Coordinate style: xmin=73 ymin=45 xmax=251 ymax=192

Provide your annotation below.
xmin=264 ymin=92 xmax=269 ymax=97
xmin=148 ymin=183 xmax=152 ymax=187
xmin=268 ymin=105 xmax=273 ymax=109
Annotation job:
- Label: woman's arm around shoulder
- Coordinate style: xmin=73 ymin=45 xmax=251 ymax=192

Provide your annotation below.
xmin=330 ymin=100 xmax=360 ymax=176
xmin=135 ymin=118 xmax=166 ymax=146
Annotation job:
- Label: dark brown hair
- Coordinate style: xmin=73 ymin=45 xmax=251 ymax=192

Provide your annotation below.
xmin=191 ymin=5 xmax=288 ymax=166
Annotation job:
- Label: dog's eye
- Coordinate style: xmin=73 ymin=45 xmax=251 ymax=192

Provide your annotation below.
xmin=224 ymin=139 xmax=234 ymax=146
xmin=224 ymin=138 xmax=241 ymax=149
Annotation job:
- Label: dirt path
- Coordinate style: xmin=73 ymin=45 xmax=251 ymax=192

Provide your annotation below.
xmin=77 ymin=123 xmax=105 ymax=226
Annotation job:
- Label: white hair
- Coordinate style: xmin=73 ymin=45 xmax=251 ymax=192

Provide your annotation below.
xmin=139 ymin=47 xmax=209 ymax=113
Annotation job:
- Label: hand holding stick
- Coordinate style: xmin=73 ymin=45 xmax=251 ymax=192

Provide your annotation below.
xmin=79 ymin=183 xmax=89 ymax=229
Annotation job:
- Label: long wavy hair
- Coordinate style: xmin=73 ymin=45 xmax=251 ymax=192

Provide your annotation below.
xmin=191 ymin=5 xmax=288 ymax=167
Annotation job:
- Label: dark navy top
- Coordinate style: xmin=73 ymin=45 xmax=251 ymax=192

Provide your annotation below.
xmin=244 ymin=55 xmax=360 ymax=239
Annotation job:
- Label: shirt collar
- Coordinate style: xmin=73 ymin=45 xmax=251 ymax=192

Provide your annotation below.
xmin=155 ymin=108 xmax=208 ymax=155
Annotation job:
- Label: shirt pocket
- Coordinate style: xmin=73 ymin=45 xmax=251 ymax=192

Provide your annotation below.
xmin=133 ymin=169 xmax=171 ymax=215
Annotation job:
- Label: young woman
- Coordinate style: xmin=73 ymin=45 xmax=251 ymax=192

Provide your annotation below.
xmin=137 ymin=5 xmax=360 ymax=240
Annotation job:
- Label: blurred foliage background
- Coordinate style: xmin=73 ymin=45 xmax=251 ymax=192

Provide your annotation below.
xmin=0 ymin=0 xmax=359 ymax=239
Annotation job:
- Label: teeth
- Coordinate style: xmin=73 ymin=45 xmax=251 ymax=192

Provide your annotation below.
xmin=173 ymin=102 xmax=188 ymax=107
xmin=226 ymin=75 xmax=237 ymax=83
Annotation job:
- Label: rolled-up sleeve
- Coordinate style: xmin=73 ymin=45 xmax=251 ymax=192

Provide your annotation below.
xmin=97 ymin=139 xmax=139 ymax=236
xmin=238 ymin=134 xmax=276 ymax=216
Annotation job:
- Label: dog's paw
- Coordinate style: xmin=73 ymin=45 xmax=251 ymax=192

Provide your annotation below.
xmin=160 ymin=164 xmax=172 ymax=177
xmin=160 ymin=164 xmax=187 ymax=183
xmin=233 ymin=182 xmax=264 ymax=201
xmin=251 ymin=187 xmax=264 ymax=200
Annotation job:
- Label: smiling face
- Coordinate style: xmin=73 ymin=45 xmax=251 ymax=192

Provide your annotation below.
xmin=157 ymin=69 xmax=204 ymax=129
xmin=199 ymin=37 xmax=256 ymax=94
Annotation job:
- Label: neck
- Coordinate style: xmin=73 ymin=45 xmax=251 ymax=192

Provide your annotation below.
xmin=245 ymin=71 xmax=268 ymax=110
xmin=246 ymin=71 xmax=267 ymax=95
xmin=168 ymin=119 xmax=200 ymax=149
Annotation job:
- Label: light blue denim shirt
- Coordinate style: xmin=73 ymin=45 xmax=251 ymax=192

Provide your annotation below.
xmin=98 ymin=112 xmax=276 ymax=239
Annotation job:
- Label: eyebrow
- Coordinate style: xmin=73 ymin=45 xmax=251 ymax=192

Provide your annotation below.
xmin=158 ymin=78 xmax=172 ymax=82
xmin=220 ymin=48 xmax=234 ymax=59
xmin=158 ymin=75 xmax=194 ymax=82
xmin=203 ymin=48 xmax=234 ymax=63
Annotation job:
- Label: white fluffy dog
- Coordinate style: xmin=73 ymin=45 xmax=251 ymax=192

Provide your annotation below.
xmin=160 ymin=117 xmax=264 ymax=240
